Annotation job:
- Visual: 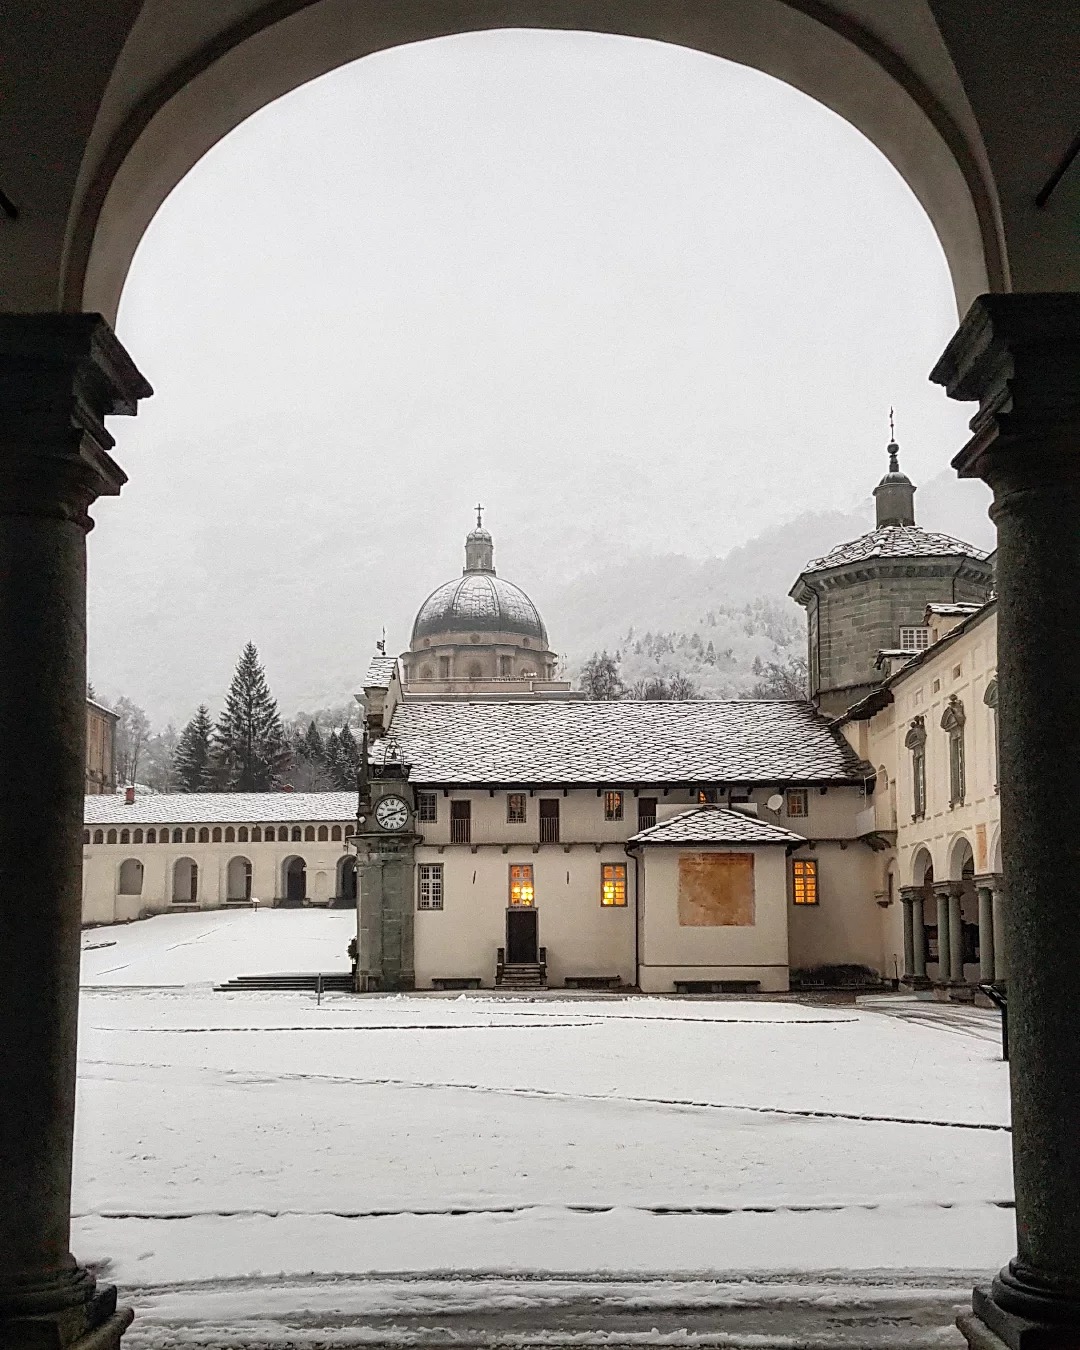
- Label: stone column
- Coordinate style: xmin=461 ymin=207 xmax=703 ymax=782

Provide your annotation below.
xmin=948 ymin=884 xmax=965 ymax=984
xmin=991 ymin=877 xmax=1008 ymax=983
xmin=900 ymin=890 xmax=916 ymax=979
xmin=912 ymin=894 xmax=927 ymax=981
xmin=933 ymin=294 xmax=1080 ymax=1345
xmin=0 ymin=315 xmax=150 ymax=1348
xmin=977 ymin=882 xmax=996 ymax=983
xmin=934 ymin=885 xmax=952 ymax=986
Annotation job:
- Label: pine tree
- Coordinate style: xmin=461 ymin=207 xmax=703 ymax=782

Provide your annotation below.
xmin=213 ymin=643 xmax=290 ymax=791
xmin=579 ymin=651 xmax=625 ymax=700
xmin=335 ymin=724 xmax=360 ymax=788
xmin=302 ymin=720 xmax=325 ymax=765
xmin=173 ymin=706 xmax=214 ymax=792
xmin=324 ymin=730 xmax=342 ymax=786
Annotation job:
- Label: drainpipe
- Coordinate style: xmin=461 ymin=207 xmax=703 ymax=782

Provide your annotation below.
xmin=625 ymin=842 xmax=641 ymax=988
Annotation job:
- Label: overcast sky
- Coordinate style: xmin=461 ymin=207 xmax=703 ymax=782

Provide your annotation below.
xmin=91 ymin=29 xmax=980 ymax=725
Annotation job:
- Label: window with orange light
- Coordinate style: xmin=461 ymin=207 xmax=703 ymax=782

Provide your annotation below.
xmin=509 ymin=864 xmax=535 ymax=907
xmin=601 ymin=862 xmax=627 ymax=907
xmin=792 ymin=858 xmax=819 ymax=905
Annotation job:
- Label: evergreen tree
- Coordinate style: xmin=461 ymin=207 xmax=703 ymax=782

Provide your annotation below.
xmin=335 ymin=724 xmax=360 ymax=788
xmin=213 ymin=643 xmax=290 ymax=791
xmin=302 ymin=720 xmax=325 ymax=765
xmin=173 ymin=706 xmax=214 ymax=792
xmin=324 ymin=729 xmax=342 ymax=786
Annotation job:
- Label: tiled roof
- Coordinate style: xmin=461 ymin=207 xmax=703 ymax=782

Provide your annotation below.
xmin=926 ymin=602 xmax=982 ymax=616
xmin=629 ymin=806 xmax=806 ymax=846
xmin=388 ymin=700 xmax=866 ymax=786
xmin=798 ymin=525 xmax=990 ymax=576
xmin=364 ymin=656 xmax=399 ymax=688
xmin=85 ymin=791 xmax=358 ymax=825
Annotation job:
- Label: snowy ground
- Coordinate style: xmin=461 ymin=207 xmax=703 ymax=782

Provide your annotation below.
xmin=76 ymin=911 xmax=1013 ymax=1346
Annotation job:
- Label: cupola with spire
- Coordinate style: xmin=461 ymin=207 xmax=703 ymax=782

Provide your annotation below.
xmin=872 ymin=410 xmax=916 ymax=527
xmin=464 ymin=502 xmax=495 ymax=573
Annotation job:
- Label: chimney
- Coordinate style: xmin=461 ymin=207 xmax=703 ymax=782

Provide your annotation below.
xmin=124 ymin=785 xmax=135 ymax=805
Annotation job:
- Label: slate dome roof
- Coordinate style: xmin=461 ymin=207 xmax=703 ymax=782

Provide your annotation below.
xmin=412 ymin=573 xmax=549 ymax=645
xmin=798 ymin=524 xmax=990 ymax=576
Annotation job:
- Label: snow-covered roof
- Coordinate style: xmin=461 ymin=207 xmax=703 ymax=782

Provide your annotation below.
xmin=797 ymin=525 xmax=990 ymax=577
xmin=364 ymin=655 xmax=399 ymax=688
xmin=629 ymin=806 xmax=806 ymax=846
xmin=387 ymin=700 xmax=866 ymax=786
xmin=86 ymin=697 xmax=117 ymax=719
xmin=85 ymin=791 xmax=358 ymax=825
xmin=926 ymin=602 xmax=983 ymax=616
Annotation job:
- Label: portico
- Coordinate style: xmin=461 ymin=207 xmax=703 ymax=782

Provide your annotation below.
xmin=1 ymin=4 xmax=1078 ymax=1349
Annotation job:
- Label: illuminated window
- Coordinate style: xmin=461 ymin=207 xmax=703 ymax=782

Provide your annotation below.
xmin=899 ymin=626 xmax=930 ymax=651
xmin=792 ymin=858 xmax=819 ymax=906
xmin=604 ymin=791 xmax=624 ymax=821
xmin=509 ymin=864 xmax=535 ymax=907
xmin=417 ymin=792 xmax=438 ymax=823
xmin=507 ymin=793 xmax=527 ymax=824
xmin=785 ymin=789 xmax=808 ymax=818
xmin=697 ymin=788 xmax=718 ymax=804
xmin=601 ymin=862 xmax=627 ymax=907
xmin=418 ymin=863 xmax=444 ymax=911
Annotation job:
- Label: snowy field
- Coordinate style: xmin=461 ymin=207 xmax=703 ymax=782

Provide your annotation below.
xmin=76 ymin=911 xmax=1013 ymax=1346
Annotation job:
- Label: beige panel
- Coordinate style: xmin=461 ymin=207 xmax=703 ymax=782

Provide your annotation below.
xmin=677 ymin=853 xmax=755 ymax=927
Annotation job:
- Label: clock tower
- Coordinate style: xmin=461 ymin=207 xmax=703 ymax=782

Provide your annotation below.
xmin=353 ymin=731 xmax=419 ymax=991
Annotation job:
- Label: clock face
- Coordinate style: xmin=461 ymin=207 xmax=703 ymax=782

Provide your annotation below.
xmin=374 ymin=794 xmax=410 ymax=832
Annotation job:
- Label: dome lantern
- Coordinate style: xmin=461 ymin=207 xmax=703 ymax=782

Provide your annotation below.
xmin=464 ymin=502 xmax=495 ymax=573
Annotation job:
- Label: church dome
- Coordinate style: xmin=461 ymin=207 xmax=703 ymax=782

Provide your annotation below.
xmin=410 ymin=510 xmax=549 ymax=647
xmin=412 ymin=572 xmax=549 ymax=644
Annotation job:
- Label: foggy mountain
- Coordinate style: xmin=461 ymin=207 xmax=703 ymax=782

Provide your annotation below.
xmin=89 ymin=469 xmax=993 ymax=727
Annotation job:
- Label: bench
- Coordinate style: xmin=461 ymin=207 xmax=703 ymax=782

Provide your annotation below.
xmin=431 ymin=976 xmax=482 ymax=991
xmin=564 ymin=975 xmax=622 ymax=990
xmin=674 ymin=979 xmax=761 ymax=995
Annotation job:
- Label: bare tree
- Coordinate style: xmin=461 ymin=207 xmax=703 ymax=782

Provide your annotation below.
xmin=113 ymin=696 xmax=151 ymax=786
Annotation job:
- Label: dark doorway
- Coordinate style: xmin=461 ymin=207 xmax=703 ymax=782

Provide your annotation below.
xmin=506 ymin=908 xmax=538 ymax=963
xmin=284 ymin=857 xmax=307 ymax=906
xmin=539 ymin=799 xmax=560 ymax=843
xmin=337 ymin=856 xmax=357 ymax=907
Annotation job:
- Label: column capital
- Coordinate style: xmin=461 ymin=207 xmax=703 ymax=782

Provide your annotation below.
xmin=935 ymin=881 xmax=964 ymax=901
xmin=930 ymin=293 xmax=1080 ymax=491
xmin=898 ymin=886 xmax=921 ymax=903
xmin=0 ymin=313 xmax=152 ymax=527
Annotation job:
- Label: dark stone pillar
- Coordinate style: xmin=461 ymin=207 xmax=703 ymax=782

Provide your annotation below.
xmin=977 ymin=881 xmax=996 ymax=984
xmin=935 ymin=885 xmax=952 ymax=987
xmin=0 ymin=315 xmax=150 ymax=1348
xmin=901 ymin=891 xmax=916 ymax=979
xmin=898 ymin=886 xmax=929 ymax=987
xmin=948 ymin=884 xmax=965 ymax=985
xmin=933 ymin=293 xmax=1080 ymax=1348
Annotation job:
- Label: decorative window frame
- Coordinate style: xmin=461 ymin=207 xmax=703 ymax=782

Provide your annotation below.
xmin=905 ymin=715 xmax=927 ymax=820
xmin=792 ymin=858 xmax=819 ymax=906
xmin=785 ymin=788 xmax=809 ymax=819
xmin=601 ymin=862 xmax=628 ymax=907
xmin=940 ymin=695 xmax=967 ymax=807
xmin=506 ymin=792 xmax=527 ymax=824
xmin=417 ymin=863 xmax=444 ymax=911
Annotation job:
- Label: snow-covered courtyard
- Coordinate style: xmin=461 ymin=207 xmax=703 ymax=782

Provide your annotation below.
xmin=77 ymin=910 xmax=1013 ymax=1345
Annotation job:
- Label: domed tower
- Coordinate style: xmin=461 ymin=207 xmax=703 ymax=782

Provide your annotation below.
xmin=790 ymin=422 xmax=995 ymax=716
xmin=402 ymin=510 xmax=560 ymax=693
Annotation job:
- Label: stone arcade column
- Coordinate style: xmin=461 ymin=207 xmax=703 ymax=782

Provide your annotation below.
xmin=935 ymin=885 xmax=952 ymax=988
xmin=0 ymin=316 xmax=150 ymax=1350
xmin=933 ymin=294 xmax=1080 ymax=1348
xmin=977 ymin=881 xmax=997 ymax=984
xmin=900 ymin=888 xmax=916 ymax=979
xmin=992 ymin=877 xmax=1008 ymax=983
xmin=948 ymin=884 xmax=965 ymax=985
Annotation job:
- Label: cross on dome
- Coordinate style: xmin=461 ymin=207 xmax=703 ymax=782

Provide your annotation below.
xmin=475 ymin=502 xmax=484 ymax=529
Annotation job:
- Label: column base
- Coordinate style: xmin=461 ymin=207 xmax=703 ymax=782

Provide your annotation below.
xmin=0 ymin=1285 xmax=132 ymax=1350
xmin=957 ymin=1283 xmax=1080 ymax=1350
xmin=901 ymin=975 xmax=933 ymax=991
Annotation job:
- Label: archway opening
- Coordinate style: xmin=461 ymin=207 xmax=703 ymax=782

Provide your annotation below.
xmin=117 ymin=858 xmax=144 ymax=896
xmin=172 ymin=857 xmax=198 ymax=905
xmin=282 ymin=856 xmax=307 ymax=907
xmin=336 ymin=855 xmax=358 ymax=908
xmin=227 ymin=856 xmax=254 ymax=903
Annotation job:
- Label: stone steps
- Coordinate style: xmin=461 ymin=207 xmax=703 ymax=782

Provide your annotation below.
xmin=215 ymin=972 xmax=354 ymax=993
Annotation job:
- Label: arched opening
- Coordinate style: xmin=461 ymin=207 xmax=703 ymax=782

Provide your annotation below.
xmin=117 ymin=859 xmax=143 ymax=895
xmin=198 ymin=827 xmax=210 ymax=843
xmin=291 ymin=826 xmax=302 ymax=843
xmin=226 ymin=856 xmax=253 ymax=903
xmin=133 ymin=828 xmax=143 ymax=843
xmin=317 ymin=825 xmax=328 ymax=842
xmin=172 ymin=857 xmax=198 ymax=905
xmin=282 ymin=856 xmax=307 ymax=907
xmin=331 ymin=825 xmax=342 ymax=842
xmin=106 ymin=829 xmax=117 ymax=845
xmin=265 ymin=826 xmax=276 ymax=842
xmin=119 ymin=828 xmax=130 ymax=844
xmin=224 ymin=826 xmax=235 ymax=843
xmin=146 ymin=828 xmax=156 ymax=843
xmin=336 ymin=855 xmax=358 ymax=908
xmin=949 ymin=835 xmax=979 ymax=980
xmin=304 ymin=825 xmax=315 ymax=842
xmin=212 ymin=827 xmax=222 ymax=843
xmin=172 ymin=828 xmax=183 ymax=843
xmin=184 ymin=827 xmax=196 ymax=844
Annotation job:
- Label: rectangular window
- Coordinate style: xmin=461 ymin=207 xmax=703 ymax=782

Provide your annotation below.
xmin=899 ymin=626 xmax=931 ymax=651
xmin=539 ymin=798 xmax=560 ymax=843
xmin=949 ymin=732 xmax=966 ymax=805
xmin=638 ymin=797 xmax=657 ymax=831
xmin=450 ymin=799 xmax=471 ymax=844
xmin=418 ymin=863 xmax=444 ymax=910
xmin=792 ymin=858 xmax=819 ymax=905
xmin=604 ymin=790 xmax=624 ymax=821
xmin=509 ymin=863 xmax=535 ymax=907
xmin=507 ymin=792 xmax=527 ymax=824
xmin=601 ymin=862 xmax=627 ymax=907
xmin=785 ymin=788 xmax=809 ymax=818
xmin=912 ymin=749 xmax=927 ymax=820
xmin=416 ymin=791 xmax=438 ymax=823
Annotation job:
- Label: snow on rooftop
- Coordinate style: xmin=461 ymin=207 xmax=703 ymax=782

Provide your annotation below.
xmin=84 ymin=790 xmax=358 ymax=825
xmin=629 ymin=806 xmax=806 ymax=846
xmin=797 ymin=525 xmax=990 ymax=576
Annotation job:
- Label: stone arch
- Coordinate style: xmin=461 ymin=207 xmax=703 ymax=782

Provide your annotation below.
xmin=282 ymin=855 xmax=307 ymax=906
xmin=106 ymin=829 xmax=117 ymax=845
xmin=172 ymin=856 xmax=198 ymax=904
xmin=317 ymin=825 xmax=328 ymax=842
xmin=226 ymin=855 xmax=253 ymax=902
xmin=989 ymin=828 xmax=1002 ymax=874
xmin=948 ymin=833 xmax=975 ymax=882
xmin=336 ymin=854 xmax=358 ymax=907
xmin=908 ymin=846 xmax=934 ymax=888
xmin=198 ymin=827 xmax=210 ymax=843
xmin=304 ymin=825 xmax=315 ymax=842
xmin=68 ymin=5 xmax=1007 ymax=326
xmin=117 ymin=858 xmax=143 ymax=895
